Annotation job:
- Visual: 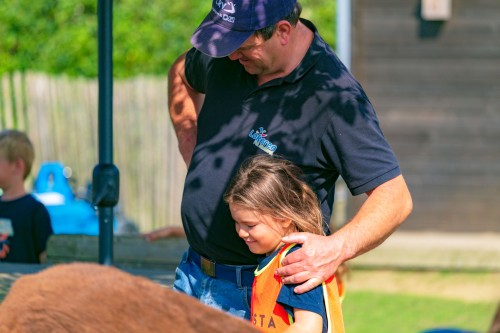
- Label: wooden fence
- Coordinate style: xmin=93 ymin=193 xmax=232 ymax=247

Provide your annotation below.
xmin=1 ymin=72 xmax=186 ymax=232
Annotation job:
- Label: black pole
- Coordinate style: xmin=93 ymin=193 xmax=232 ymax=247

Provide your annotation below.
xmin=93 ymin=0 xmax=119 ymax=266
xmin=98 ymin=0 xmax=112 ymax=164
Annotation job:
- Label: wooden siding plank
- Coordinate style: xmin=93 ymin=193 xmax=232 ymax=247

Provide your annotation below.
xmin=352 ymin=0 xmax=500 ymax=233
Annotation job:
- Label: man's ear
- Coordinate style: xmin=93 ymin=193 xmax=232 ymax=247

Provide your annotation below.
xmin=275 ymin=20 xmax=292 ymax=45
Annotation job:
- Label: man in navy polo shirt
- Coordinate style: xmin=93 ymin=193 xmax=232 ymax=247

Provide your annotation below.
xmin=168 ymin=0 xmax=413 ymax=319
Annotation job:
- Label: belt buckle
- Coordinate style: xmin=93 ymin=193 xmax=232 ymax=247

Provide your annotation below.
xmin=200 ymin=256 xmax=216 ymax=277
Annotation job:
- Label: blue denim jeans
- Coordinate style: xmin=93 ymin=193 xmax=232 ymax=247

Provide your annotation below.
xmin=173 ymin=250 xmax=254 ymax=319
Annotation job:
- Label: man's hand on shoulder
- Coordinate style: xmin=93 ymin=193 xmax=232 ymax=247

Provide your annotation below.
xmin=276 ymin=232 xmax=344 ymax=294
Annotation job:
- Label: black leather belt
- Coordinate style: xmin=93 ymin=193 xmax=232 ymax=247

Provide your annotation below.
xmin=188 ymin=248 xmax=256 ymax=287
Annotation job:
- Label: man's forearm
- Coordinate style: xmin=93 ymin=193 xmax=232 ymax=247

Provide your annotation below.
xmin=335 ymin=174 xmax=413 ymax=263
xmin=168 ymin=52 xmax=204 ymax=166
xmin=276 ymin=175 xmax=412 ymax=294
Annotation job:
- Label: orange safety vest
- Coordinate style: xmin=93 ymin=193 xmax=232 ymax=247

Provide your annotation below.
xmin=250 ymin=244 xmax=345 ymax=333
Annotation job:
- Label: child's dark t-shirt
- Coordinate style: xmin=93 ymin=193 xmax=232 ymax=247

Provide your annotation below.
xmin=0 ymin=194 xmax=53 ymax=263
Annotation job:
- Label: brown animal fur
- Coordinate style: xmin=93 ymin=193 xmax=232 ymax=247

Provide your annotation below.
xmin=0 ymin=263 xmax=259 ymax=333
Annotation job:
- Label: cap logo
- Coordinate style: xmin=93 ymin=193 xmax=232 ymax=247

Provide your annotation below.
xmin=191 ymin=0 xmax=297 ymax=57
xmin=214 ymin=0 xmax=236 ymax=23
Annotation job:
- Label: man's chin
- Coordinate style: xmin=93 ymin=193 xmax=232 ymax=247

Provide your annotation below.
xmin=242 ymin=66 xmax=257 ymax=75
xmin=239 ymin=62 xmax=258 ymax=74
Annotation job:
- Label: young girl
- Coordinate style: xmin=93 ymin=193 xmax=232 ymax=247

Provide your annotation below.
xmin=224 ymin=155 xmax=345 ymax=333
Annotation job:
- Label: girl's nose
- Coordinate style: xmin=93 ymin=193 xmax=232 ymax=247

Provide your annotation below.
xmin=236 ymin=224 xmax=249 ymax=238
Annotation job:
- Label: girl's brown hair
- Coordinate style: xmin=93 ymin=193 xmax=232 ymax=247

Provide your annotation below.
xmin=224 ymin=155 xmax=325 ymax=235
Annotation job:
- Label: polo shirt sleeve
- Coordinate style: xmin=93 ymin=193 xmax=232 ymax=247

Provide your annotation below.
xmin=322 ymin=92 xmax=401 ymax=196
xmin=184 ymin=47 xmax=211 ymax=94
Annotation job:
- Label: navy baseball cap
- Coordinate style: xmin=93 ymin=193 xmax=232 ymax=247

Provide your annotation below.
xmin=191 ymin=0 xmax=297 ymax=58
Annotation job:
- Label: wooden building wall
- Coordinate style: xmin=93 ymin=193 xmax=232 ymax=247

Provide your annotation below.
xmin=350 ymin=0 xmax=500 ymax=232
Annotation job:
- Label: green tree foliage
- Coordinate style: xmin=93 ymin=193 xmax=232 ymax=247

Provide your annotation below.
xmin=0 ymin=1 xmax=59 ymax=73
xmin=0 ymin=0 xmax=335 ymax=78
xmin=37 ymin=0 xmax=99 ymax=77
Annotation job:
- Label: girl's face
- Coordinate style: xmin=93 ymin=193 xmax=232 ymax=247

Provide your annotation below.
xmin=229 ymin=203 xmax=292 ymax=255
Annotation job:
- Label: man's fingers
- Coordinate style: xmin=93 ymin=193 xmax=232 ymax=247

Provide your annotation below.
xmin=275 ymin=261 xmax=304 ymax=277
xmin=281 ymin=232 xmax=310 ymax=245
xmin=281 ymin=270 xmax=312 ymax=285
xmin=279 ymin=270 xmax=324 ymax=294
xmin=293 ymin=277 xmax=323 ymax=294
xmin=278 ymin=232 xmax=337 ymax=293
xmin=279 ymin=247 xmax=305 ymax=267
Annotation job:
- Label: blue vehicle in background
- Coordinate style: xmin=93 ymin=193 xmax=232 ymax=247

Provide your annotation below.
xmin=33 ymin=162 xmax=137 ymax=235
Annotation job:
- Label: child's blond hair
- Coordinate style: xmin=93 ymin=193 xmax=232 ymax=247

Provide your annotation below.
xmin=224 ymin=155 xmax=325 ymax=235
xmin=0 ymin=129 xmax=35 ymax=180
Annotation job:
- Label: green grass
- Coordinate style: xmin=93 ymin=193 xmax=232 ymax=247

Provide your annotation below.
xmin=343 ymin=291 xmax=497 ymax=333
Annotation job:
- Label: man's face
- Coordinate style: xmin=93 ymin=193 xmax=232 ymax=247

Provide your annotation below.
xmin=227 ymin=33 xmax=279 ymax=78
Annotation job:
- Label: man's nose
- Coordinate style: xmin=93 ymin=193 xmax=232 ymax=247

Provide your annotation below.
xmin=228 ymin=50 xmax=241 ymax=61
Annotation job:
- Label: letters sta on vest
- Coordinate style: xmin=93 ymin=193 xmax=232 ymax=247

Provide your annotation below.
xmin=250 ymin=244 xmax=345 ymax=332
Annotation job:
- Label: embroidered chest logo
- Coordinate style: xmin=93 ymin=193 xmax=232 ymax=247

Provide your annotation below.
xmin=248 ymin=127 xmax=278 ymax=155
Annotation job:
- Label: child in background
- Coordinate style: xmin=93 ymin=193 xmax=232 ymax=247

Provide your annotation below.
xmin=224 ymin=155 xmax=345 ymax=333
xmin=0 ymin=129 xmax=53 ymax=263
